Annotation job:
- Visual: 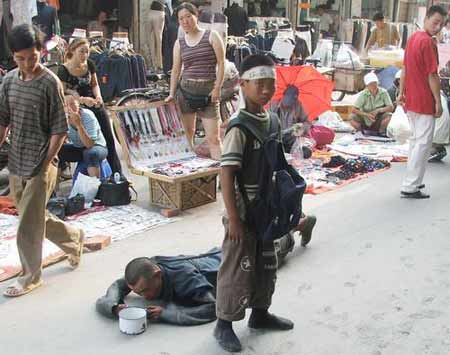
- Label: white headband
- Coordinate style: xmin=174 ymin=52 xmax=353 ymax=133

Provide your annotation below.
xmin=241 ymin=65 xmax=276 ymax=80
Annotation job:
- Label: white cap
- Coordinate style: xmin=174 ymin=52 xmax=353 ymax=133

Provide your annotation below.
xmin=395 ymin=70 xmax=402 ymax=79
xmin=364 ymin=72 xmax=379 ymax=86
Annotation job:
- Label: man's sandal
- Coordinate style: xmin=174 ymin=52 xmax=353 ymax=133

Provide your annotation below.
xmin=3 ymin=280 xmax=43 ymax=297
xmin=68 ymin=230 xmax=85 ymax=269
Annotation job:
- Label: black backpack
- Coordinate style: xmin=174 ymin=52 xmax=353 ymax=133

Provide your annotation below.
xmin=227 ymin=114 xmax=306 ymax=242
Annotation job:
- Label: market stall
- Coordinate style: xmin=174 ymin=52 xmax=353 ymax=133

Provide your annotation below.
xmin=109 ymin=102 xmax=220 ymax=214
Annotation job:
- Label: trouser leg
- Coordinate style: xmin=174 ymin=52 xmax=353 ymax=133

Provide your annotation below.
xmin=58 ymin=144 xmax=84 ymax=168
xmin=9 ymin=172 xmax=45 ymax=287
xmin=10 ymin=164 xmax=79 ymax=287
xmin=402 ymin=112 xmax=435 ymax=193
xmin=92 ymin=107 xmax=122 ymax=174
xmin=82 ymin=145 xmax=108 ymax=168
xmin=154 ymin=13 xmax=165 ymax=70
xmin=216 ymin=218 xmax=257 ymax=322
xmin=250 ymin=241 xmax=277 ymax=310
xmin=44 ymin=164 xmax=82 ymax=254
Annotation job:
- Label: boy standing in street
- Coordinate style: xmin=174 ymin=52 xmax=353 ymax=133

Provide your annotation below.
xmin=214 ymin=55 xmax=296 ymax=352
xmin=0 ymin=25 xmax=84 ymax=297
xmin=398 ymin=5 xmax=446 ymax=199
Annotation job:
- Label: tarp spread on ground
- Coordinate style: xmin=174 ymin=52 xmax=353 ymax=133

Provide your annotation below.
xmin=296 ymin=152 xmax=391 ymax=195
xmin=328 ymin=132 xmax=409 ymax=162
xmin=0 ymin=204 xmax=173 ymax=282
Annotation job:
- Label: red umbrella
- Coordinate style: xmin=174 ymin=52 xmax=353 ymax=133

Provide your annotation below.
xmin=271 ymin=65 xmax=334 ymax=121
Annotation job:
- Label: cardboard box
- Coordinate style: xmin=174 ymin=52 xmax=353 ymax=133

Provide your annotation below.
xmin=332 ymin=102 xmax=354 ymax=121
xmin=333 ymin=69 xmax=365 ymax=93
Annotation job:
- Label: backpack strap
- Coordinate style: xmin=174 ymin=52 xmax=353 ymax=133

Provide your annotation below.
xmin=226 ymin=116 xmax=266 ymax=211
xmin=226 ymin=115 xmax=267 ymax=143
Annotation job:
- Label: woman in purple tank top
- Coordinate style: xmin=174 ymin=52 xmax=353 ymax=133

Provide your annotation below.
xmin=165 ymin=2 xmax=225 ymax=160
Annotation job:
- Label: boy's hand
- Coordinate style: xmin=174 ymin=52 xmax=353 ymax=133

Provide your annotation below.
xmin=228 ymin=217 xmax=245 ymax=242
xmin=113 ymin=304 xmax=128 ymax=316
xmin=146 ymin=305 xmax=164 ymax=321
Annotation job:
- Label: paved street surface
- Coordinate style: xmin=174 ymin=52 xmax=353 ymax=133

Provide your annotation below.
xmin=1 ymin=156 xmax=450 ymax=355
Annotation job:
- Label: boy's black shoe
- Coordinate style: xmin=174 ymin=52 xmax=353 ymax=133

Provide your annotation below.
xmin=301 ymin=215 xmax=317 ymax=247
xmin=213 ymin=320 xmax=242 ymax=353
xmin=248 ymin=310 xmax=294 ymax=330
xmin=400 ymin=191 xmax=430 ymax=199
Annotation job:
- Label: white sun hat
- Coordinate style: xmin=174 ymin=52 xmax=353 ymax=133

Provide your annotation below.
xmin=364 ymin=72 xmax=379 ymax=86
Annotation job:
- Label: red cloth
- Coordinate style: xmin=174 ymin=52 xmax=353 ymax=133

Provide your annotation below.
xmin=308 ymin=125 xmax=335 ymax=148
xmin=0 ymin=196 xmax=17 ymax=216
xmin=404 ymin=31 xmax=439 ymax=115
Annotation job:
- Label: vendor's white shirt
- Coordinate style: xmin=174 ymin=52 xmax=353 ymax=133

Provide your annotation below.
xmin=319 ymin=13 xmax=333 ymax=32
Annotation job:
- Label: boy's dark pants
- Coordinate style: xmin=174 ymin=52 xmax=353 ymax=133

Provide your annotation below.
xmin=216 ymin=217 xmax=278 ymax=322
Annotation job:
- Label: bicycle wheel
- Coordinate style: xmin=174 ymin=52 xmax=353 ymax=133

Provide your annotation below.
xmin=116 ymin=92 xmax=150 ymax=106
xmin=331 ymin=91 xmax=346 ymax=101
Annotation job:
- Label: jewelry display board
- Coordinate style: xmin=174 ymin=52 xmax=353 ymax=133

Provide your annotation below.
xmin=109 ymin=102 xmax=220 ymax=212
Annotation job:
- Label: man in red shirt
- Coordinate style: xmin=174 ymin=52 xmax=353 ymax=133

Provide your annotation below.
xmin=398 ymin=5 xmax=446 ymax=199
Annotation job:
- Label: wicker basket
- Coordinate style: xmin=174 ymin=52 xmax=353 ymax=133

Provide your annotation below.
xmin=149 ymin=174 xmax=217 ymax=210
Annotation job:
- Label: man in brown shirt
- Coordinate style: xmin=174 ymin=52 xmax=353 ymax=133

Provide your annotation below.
xmin=366 ymin=13 xmax=400 ymax=50
xmin=0 ymin=25 xmax=84 ymax=297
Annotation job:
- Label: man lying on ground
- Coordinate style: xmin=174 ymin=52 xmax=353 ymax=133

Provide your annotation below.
xmin=96 ymin=223 xmax=316 ymax=326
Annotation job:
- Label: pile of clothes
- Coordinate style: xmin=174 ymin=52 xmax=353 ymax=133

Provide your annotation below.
xmin=325 ymin=156 xmax=391 ymax=181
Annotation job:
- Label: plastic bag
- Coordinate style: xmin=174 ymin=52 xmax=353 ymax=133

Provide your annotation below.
xmin=333 ymin=43 xmax=364 ymax=69
xmin=433 ymin=93 xmax=450 ymax=144
xmin=290 ymin=136 xmax=304 ymax=163
xmin=387 ymin=106 xmax=411 ymax=144
xmin=69 ymin=173 xmax=101 ymax=206
xmin=311 ymin=39 xmax=333 ymax=67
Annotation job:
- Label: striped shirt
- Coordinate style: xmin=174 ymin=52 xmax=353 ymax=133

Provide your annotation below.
xmin=69 ymin=108 xmax=106 ymax=148
xmin=0 ymin=67 xmax=68 ymax=177
xmin=180 ymin=30 xmax=217 ymax=80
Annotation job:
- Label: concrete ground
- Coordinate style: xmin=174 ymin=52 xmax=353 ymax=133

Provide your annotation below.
xmin=1 ymin=154 xmax=450 ymax=355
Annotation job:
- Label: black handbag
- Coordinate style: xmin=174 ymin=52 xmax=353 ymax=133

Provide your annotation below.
xmin=47 ymin=197 xmax=67 ymax=220
xmin=66 ymin=194 xmax=85 ymax=216
xmin=97 ymin=177 xmax=137 ymax=206
xmin=180 ymin=86 xmax=211 ymax=111
xmin=47 ymin=194 xmax=86 ymax=220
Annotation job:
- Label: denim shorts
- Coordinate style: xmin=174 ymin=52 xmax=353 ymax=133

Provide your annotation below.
xmin=176 ymin=78 xmax=220 ymax=119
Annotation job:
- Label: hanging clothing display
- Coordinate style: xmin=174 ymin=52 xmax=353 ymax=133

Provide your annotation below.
xmin=196 ymin=11 xmax=228 ymax=43
xmin=145 ymin=7 xmax=165 ymax=70
xmin=224 ymin=3 xmax=248 ymax=37
xmin=295 ymin=25 xmax=312 ymax=54
xmin=118 ymin=0 xmax=133 ymax=29
xmin=11 ymin=0 xmax=37 ymax=27
xmin=35 ymin=2 xmax=58 ymax=41
xmin=341 ymin=19 xmax=415 ymax=53
xmin=90 ymin=50 xmax=147 ymax=102
xmin=162 ymin=10 xmax=178 ymax=74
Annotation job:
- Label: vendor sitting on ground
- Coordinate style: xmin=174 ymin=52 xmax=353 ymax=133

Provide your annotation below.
xmin=365 ymin=13 xmax=400 ymax=50
xmin=268 ymin=85 xmax=310 ymax=153
xmin=58 ymin=96 xmax=108 ymax=177
xmin=96 ymin=225 xmax=316 ymax=326
xmin=350 ymin=72 xmax=393 ymax=136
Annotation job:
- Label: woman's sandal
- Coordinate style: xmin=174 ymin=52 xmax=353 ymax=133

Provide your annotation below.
xmin=3 ymin=280 xmax=43 ymax=297
xmin=68 ymin=230 xmax=85 ymax=269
